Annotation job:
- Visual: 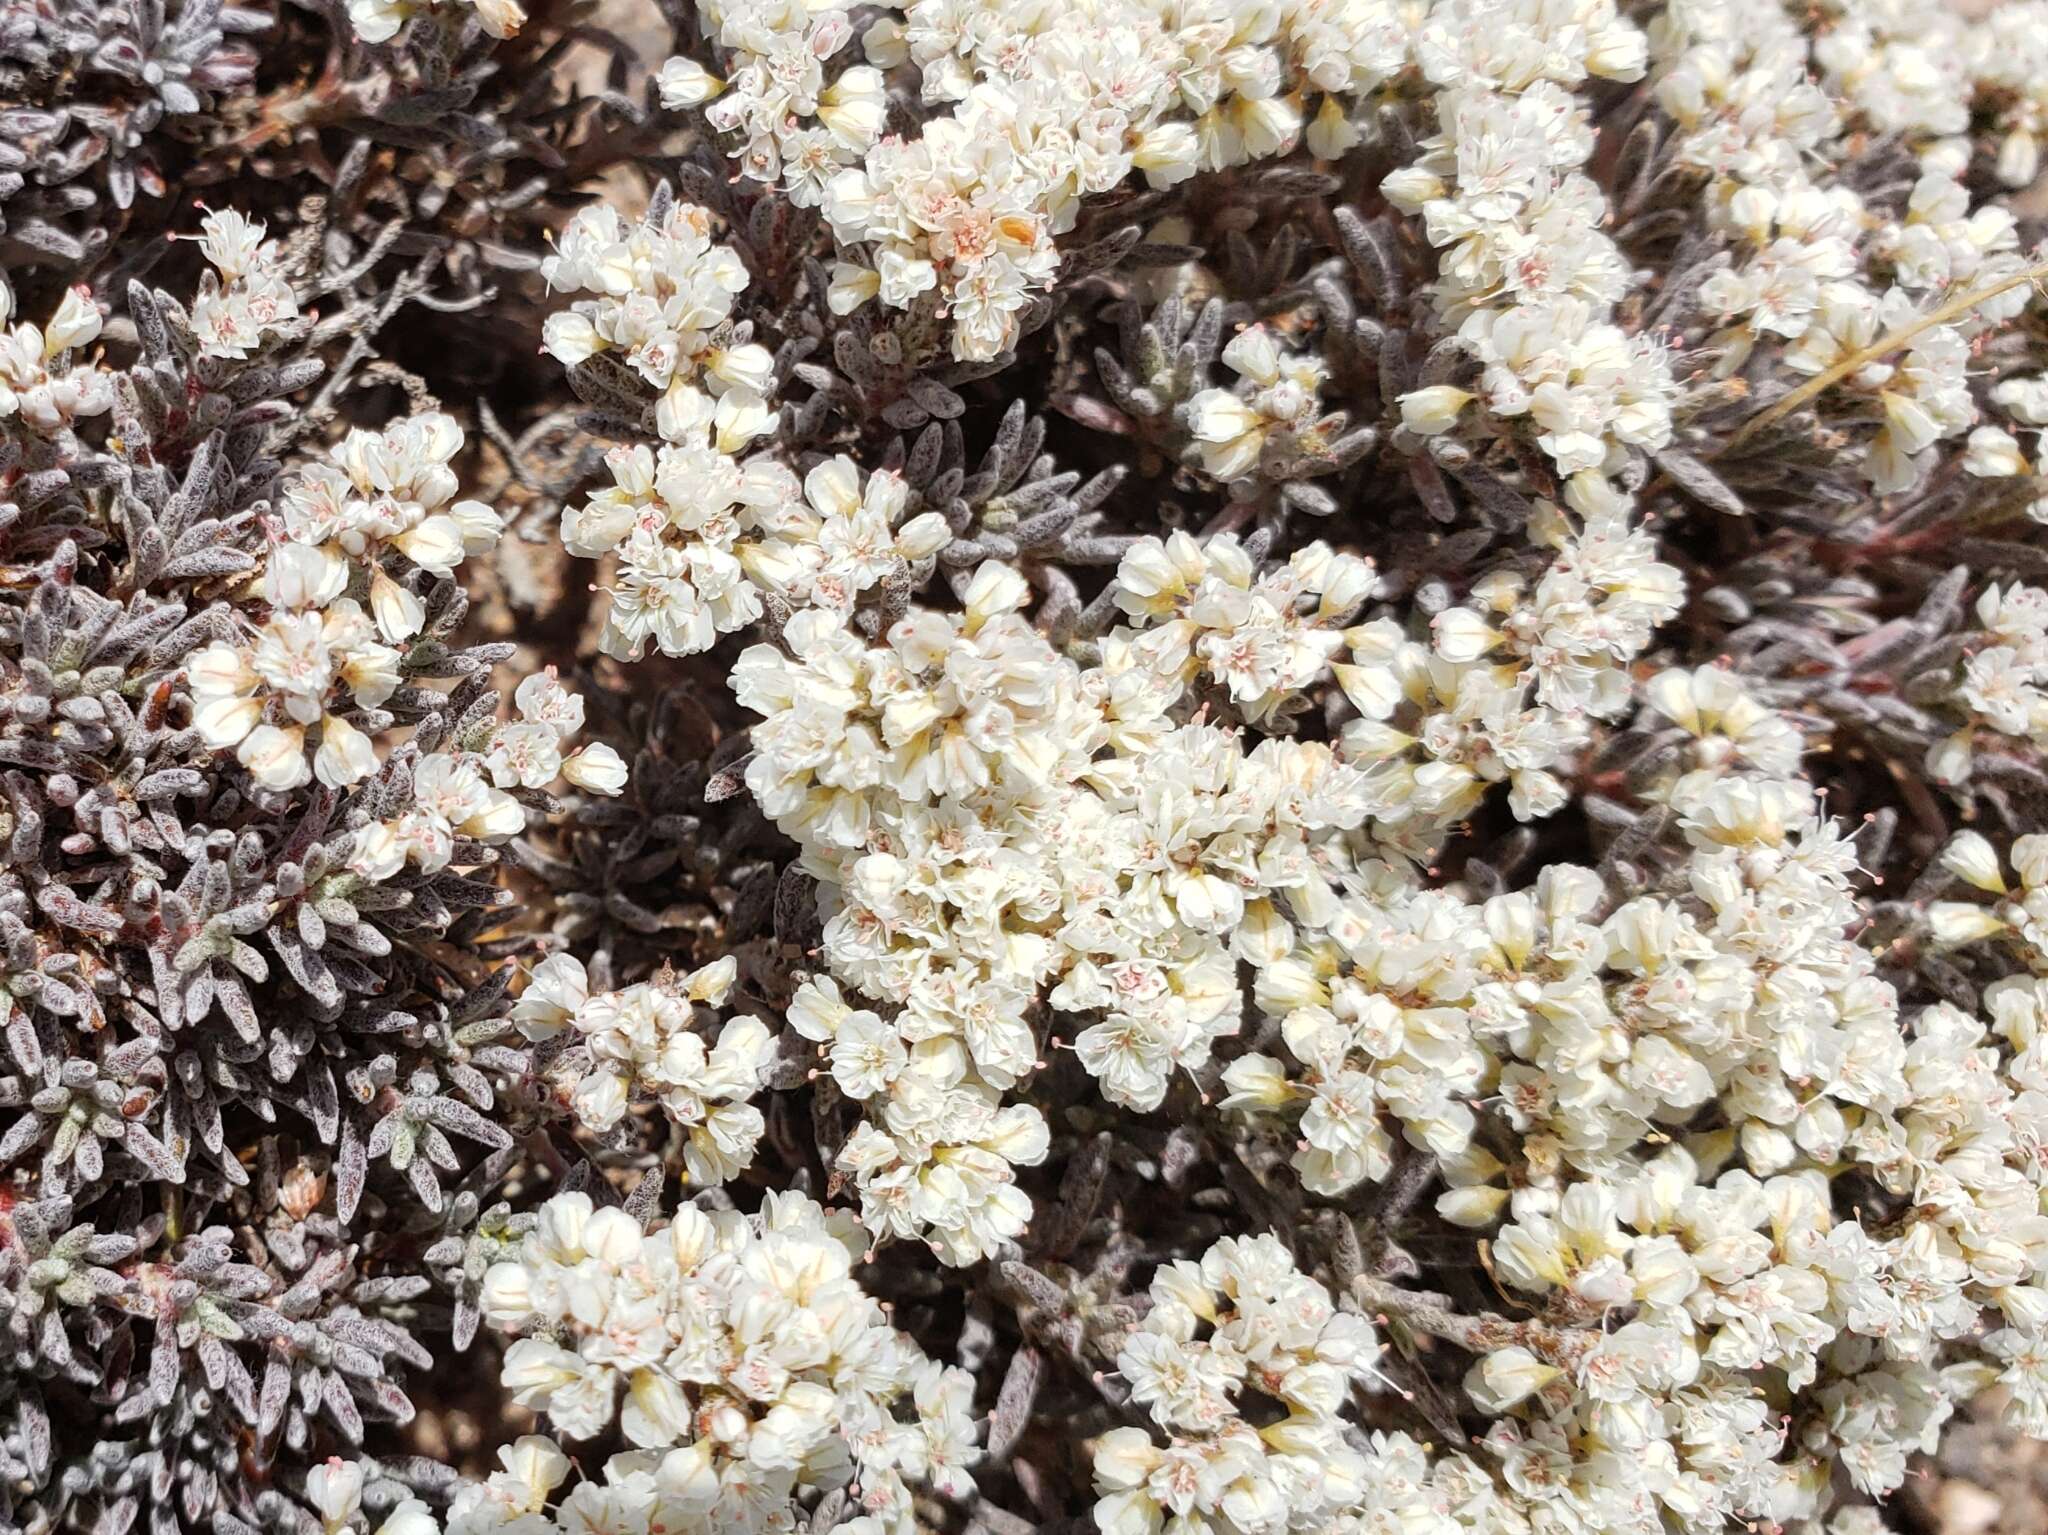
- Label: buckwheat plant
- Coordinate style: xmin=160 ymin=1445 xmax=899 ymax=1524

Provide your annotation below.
xmin=0 ymin=214 xmax=621 ymax=1534
xmin=24 ymin=0 xmax=2048 ymax=1532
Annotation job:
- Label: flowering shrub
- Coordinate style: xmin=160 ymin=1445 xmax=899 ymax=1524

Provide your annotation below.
xmin=17 ymin=0 xmax=2048 ymax=1532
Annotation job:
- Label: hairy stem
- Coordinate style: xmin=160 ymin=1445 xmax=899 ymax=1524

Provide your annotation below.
xmin=1352 ymin=1276 xmax=1599 ymax=1369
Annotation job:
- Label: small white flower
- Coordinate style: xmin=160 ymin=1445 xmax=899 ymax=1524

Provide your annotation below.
xmin=306 ymin=1459 xmax=365 ymax=1533
xmin=657 ymin=56 xmax=725 ymax=109
xmin=562 ymin=742 xmax=628 ymax=794
xmin=1399 ymin=385 xmax=1475 ymax=435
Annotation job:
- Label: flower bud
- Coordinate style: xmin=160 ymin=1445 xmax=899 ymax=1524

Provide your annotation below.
xmin=306 ymin=1459 xmax=364 ymax=1531
xmin=562 ymin=742 xmax=628 ymax=795
xmin=44 ymin=288 xmax=102 ymax=355
xmin=1380 ymin=165 xmax=1444 ymax=211
xmin=370 ymin=567 xmax=426 ymax=641
xmin=1399 ymin=385 xmax=1475 ymax=436
xmin=314 ymin=714 xmax=378 ymax=788
xmin=622 ymin=1367 xmax=695 ymax=1448
xmin=392 ymin=514 xmax=465 ymax=577
xmin=239 ymin=723 xmax=310 ymax=791
xmin=1133 ymin=121 xmax=1200 ymax=187
xmin=893 ymin=510 xmax=951 ymax=560
xmin=818 ymin=66 xmax=886 ymax=147
xmin=479 ymin=1261 xmax=536 ymax=1327
xmin=1943 ymin=830 xmax=2008 ymax=893
xmin=2001 ymin=128 xmax=2041 ymax=188
xmin=1928 ymin=901 xmax=2008 ymax=944
xmin=1431 ymin=606 xmax=1498 ymax=662
xmin=1219 ymin=1054 xmax=1295 ymax=1110
xmin=962 ymin=561 xmax=1029 ymax=632
xmin=541 ymin=310 xmax=604 ymax=369
xmin=1965 ymin=425 xmax=2027 ymax=478
xmin=375 ymin=1500 xmax=439 ymax=1535
xmin=1307 ymin=95 xmax=1360 ymax=161
xmin=1464 ymin=1347 xmax=1561 ymax=1413
xmin=656 ymin=55 xmax=724 ymax=108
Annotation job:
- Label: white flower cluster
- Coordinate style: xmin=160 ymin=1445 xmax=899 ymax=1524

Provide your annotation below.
xmin=0 ymin=279 xmax=108 ymax=433
xmin=542 ymin=202 xmax=771 ymax=440
xmin=1960 ymin=374 xmax=2048 ymax=523
xmin=1390 ymin=0 xmax=1675 ymax=477
xmin=1461 ymin=1024 xmax=2048 ymax=1526
xmin=1208 ymin=655 xmax=2048 ymax=1531
xmin=699 ymin=471 xmax=1672 ymax=1261
xmin=471 ymin=1190 xmax=980 ymax=1535
xmin=491 ymin=2 xmax=2048 ymax=1522
xmin=723 ymin=534 xmax=1494 ymax=1260
xmin=189 ymin=409 xmax=620 ymax=862
xmin=513 ymin=953 xmax=775 ymax=1184
xmin=1339 ymin=478 xmax=1683 ymax=854
xmin=190 ymin=542 xmax=403 ymax=792
xmin=1969 ymin=1 xmax=2048 ymax=187
xmin=815 ymin=79 xmax=1071 ymax=361
xmin=1183 ymin=327 xmax=1341 ymax=486
xmin=351 ymin=668 xmax=622 ymax=880
xmin=1639 ymin=663 xmax=1806 ymax=792
xmin=1783 ymin=264 xmax=1992 ymax=497
xmin=1228 ymin=693 xmax=1885 ymax=1198
xmin=1924 ymin=581 xmax=2048 ymax=784
xmin=1521 ymin=0 xmax=2048 ymax=499
xmin=279 ymin=413 xmax=503 ymax=640
xmin=738 ymin=573 xmax=1415 ymax=1259
xmin=1092 ymin=1234 xmax=1389 ymax=1535
xmin=1933 ymin=830 xmax=2048 ymax=965
xmin=1112 ymin=530 xmax=1371 ymax=723
xmin=786 ymin=973 xmax=1050 ymax=1266
xmin=659 ymin=0 xmax=884 ymax=200
xmin=663 ymin=0 xmax=1406 ymax=360
xmin=187 ymin=209 xmax=301 ymax=362
xmin=1365 ymin=0 xmax=1689 ymax=874
xmin=1649 ymin=0 xmax=2039 ymax=494
xmin=1650 ymin=0 xmax=1850 ymax=359
xmin=1427 ymin=484 xmax=1685 ymax=724
xmin=563 ymin=436 xmax=946 ymax=660
xmin=542 ymin=201 xmax=965 ymax=659
xmin=190 ymin=413 xmax=485 ymax=791
xmin=1810 ymin=0 xmax=1969 ymax=139
xmin=1648 ymin=0 xmax=1835 ymax=189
